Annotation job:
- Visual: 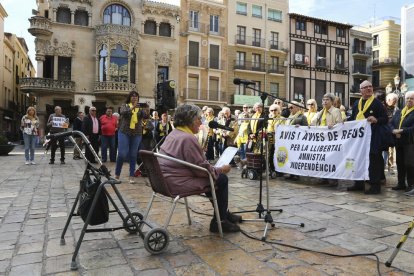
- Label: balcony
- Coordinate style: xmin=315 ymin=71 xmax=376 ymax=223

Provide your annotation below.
xmin=235 ymin=35 xmax=265 ymax=48
xmin=94 ymin=81 xmax=137 ymax=95
xmin=207 ymin=58 xmax=225 ymax=70
xmin=95 ymin=24 xmax=139 ymax=38
xmin=352 ymin=46 xmax=372 ymax=57
xmin=207 ymin=25 xmax=225 ymax=37
xmin=292 ymin=53 xmax=309 ymax=67
xmin=352 ymin=66 xmax=372 ymax=76
xmin=269 ymin=41 xmax=287 ymax=52
xmin=334 ymin=62 xmax=348 ymax=71
xmin=267 ymin=65 xmax=286 ymax=74
xmin=234 ymin=61 xmax=266 ymax=72
xmin=20 ymin=78 xmax=75 ymax=94
xmin=315 ymin=58 xmax=329 ymax=69
xmin=184 ymin=88 xmax=227 ymax=102
xmin=28 ymin=16 xmax=52 ymax=37
xmin=185 ymin=55 xmax=206 ymax=68
xmin=186 ymin=20 xmax=206 ymax=34
xmin=372 ymin=57 xmax=401 ymax=67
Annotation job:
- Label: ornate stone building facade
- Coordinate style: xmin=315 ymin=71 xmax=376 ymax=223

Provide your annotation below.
xmin=22 ymin=0 xmax=180 ymax=136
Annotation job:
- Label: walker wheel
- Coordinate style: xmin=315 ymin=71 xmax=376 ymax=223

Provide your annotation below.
xmin=241 ymin=168 xmax=247 ymax=178
xmin=123 ymin=212 xmax=144 ymax=233
xmin=248 ymin=169 xmax=257 ymax=180
xmin=270 ymin=171 xmax=277 ymax=179
xmin=144 ymin=228 xmax=169 ymax=255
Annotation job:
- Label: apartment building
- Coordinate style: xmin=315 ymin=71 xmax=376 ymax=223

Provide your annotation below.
xmin=178 ymin=0 xmax=228 ymax=109
xmin=289 ymin=14 xmax=351 ymax=108
xmin=361 ymin=19 xmax=401 ymax=90
xmin=1 ymin=4 xmax=35 ymax=139
xmin=401 ymin=4 xmax=414 ymax=90
xmin=349 ymin=28 xmax=372 ymax=105
xmin=23 ymin=0 xmax=180 ymax=135
xmin=228 ymin=0 xmax=289 ymax=107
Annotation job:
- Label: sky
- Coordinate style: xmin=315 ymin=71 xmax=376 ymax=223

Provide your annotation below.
xmin=2 ymin=0 xmax=413 ymax=71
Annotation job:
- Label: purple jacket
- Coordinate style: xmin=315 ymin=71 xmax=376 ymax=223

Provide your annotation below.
xmin=159 ymin=129 xmax=222 ymax=196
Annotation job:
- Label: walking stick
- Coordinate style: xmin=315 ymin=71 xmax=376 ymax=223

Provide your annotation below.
xmin=385 ymin=219 xmax=414 ymax=267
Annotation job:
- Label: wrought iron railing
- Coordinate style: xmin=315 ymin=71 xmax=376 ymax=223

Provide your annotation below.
xmin=20 ymin=78 xmax=75 ymax=91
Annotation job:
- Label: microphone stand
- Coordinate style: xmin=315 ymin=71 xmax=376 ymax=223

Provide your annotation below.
xmin=234 ymin=84 xmax=304 ymax=241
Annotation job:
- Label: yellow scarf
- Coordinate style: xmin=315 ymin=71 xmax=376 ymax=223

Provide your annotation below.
xmin=128 ymin=103 xmax=139 ymax=129
xmin=250 ymin=112 xmax=261 ymax=133
xmin=399 ymin=105 xmax=414 ymax=129
xmin=236 ymin=122 xmax=249 ymax=147
xmin=176 ymin=126 xmax=193 ymax=135
xmin=356 ymin=95 xmax=375 ymax=121
xmin=320 ymin=109 xmax=328 ymax=126
xmin=306 ymin=112 xmax=316 ymax=125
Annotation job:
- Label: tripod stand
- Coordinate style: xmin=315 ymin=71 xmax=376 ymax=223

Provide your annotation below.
xmin=233 ymin=84 xmax=304 ymax=240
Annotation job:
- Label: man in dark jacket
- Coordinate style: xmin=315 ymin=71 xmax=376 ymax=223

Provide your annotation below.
xmin=72 ymin=111 xmax=84 ymax=160
xmin=82 ymin=107 xmax=101 ymax=163
xmin=47 ymin=106 xmax=68 ymax=164
xmin=347 ymin=80 xmax=388 ymax=194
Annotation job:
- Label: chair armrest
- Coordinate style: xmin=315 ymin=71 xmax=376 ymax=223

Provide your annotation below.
xmin=153 ymin=152 xmax=211 ymax=175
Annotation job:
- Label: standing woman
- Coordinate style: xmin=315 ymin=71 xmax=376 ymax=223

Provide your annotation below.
xmin=115 ymin=91 xmax=149 ymax=183
xmin=304 ymin=99 xmax=318 ymax=126
xmin=391 ymin=91 xmax=414 ymax=193
xmin=21 ymin=107 xmax=40 ymax=165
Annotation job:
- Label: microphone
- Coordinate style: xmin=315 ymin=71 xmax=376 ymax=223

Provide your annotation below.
xmin=233 ymin=78 xmax=255 ymax=86
xmin=208 ymin=120 xmax=234 ymax=131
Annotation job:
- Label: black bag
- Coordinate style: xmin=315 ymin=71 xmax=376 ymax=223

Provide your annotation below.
xmin=77 ymin=177 xmax=109 ymax=226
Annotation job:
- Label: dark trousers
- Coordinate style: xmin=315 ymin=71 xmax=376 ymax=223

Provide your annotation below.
xmin=101 ymin=135 xmax=116 ymax=162
xmin=396 ymin=146 xmax=414 ymax=186
xmin=206 ymin=136 xmax=215 ymax=161
xmin=354 ymin=152 xmax=384 ymax=190
xmin=85 ymin=133 xmax=99 ymax=163
xmin=50 ymin=137 xmax=65 ymax=162
xmin=206 ymin=174 xmax=228 ymax=220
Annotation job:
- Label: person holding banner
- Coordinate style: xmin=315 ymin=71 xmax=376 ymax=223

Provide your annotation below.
xmin=46 ymin=106 xmax=68 ymax=164
xmin=391 ymin=91 xmax=414 ymax=193
xmin=285 ymin=101 xmax=308 ymax=180
xmin=311 ymin=93 xmax=343 ymax=128
xmin=347 ymin=80 xmax=388 ymax=194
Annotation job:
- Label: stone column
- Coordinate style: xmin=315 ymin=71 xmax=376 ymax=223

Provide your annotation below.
xmin=53 ymin=8 xmax=57 ymax=22
xmin=36 ymin=55 xmax=45 ymax=78
xmin=156 ymin=23 xmax=160 ymax=35
xmin=171 ymin=25 xmax=175 ymax=39
xmin=71 ymin=11 xmax=75 ymax=24
xmin=53 ymin=55 xmax=58 ymax=80
xmin=88 ymin=13 xmax=92 ymax=27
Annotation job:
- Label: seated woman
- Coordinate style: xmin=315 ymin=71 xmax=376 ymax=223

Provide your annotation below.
xmin=158 ymin=104 xmax=241 ymax=233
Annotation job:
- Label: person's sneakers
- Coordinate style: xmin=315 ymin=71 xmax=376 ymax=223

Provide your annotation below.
xmin=30 ymin=161 xmax=36 ymax=165
xmin=25 ymin=161 xmax=30 ymax=165
xmin=209 ymin=218 xmax=240 ymax=233
xmin=129 ymin=177 xmax=136 ymax=184
xmin=49 ymin=160 xmax=54 ymax=164
xmin=391 ymin=184 xmax=406 ymax=191
xmin=227 ymin=211 xmax=242 ymax=223
xmin=60 ymin=160 xmax=65 ymax=165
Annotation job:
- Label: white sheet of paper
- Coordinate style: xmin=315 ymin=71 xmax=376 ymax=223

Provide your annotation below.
xmin=214 ymin=147 xmax=238 ymax=168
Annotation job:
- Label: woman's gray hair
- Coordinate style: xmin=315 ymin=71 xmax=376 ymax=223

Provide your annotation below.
xmin=323 ymin=93 xmax=336 ymax=102
xmin=173 ymin=104 xmax=201 ymax=127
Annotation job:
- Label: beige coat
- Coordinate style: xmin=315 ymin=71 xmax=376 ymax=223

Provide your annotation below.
xmin=311 ymin=106 xmax=343 ymax=126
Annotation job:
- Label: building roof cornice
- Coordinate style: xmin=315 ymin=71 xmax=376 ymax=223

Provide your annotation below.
xmin=0 ymin=3 xmax=8 ymax=18
xmin=289 ymin=13 xmax=353 ymax=28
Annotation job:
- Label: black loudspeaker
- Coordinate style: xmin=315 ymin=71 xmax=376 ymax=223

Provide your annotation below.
xmin=157 ymin=80 xmax=176 ymax=110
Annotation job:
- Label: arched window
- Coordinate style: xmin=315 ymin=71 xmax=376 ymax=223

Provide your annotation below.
xmin=130 ymin=50 xmax=136 ymax=84
xmin=103 ymin=4 xmax=131 ymax=26
xmin=144 ymin=20 xmax=156 ymax=35
xmin=99 ymin=45 xmax=108 ymax=82
xmin=56 ymin=7 xmax=71 ymax=24
xmin=74 ymin=10 xmax=88 ymax=26
xmin=109 ymin=44 xmax=128 ymax=82
xmin=159 ymin=22 xmax=171 ymax=37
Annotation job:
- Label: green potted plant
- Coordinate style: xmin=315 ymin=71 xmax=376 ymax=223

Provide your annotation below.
xmin=0 ymin=134 xmax=15 ymax=155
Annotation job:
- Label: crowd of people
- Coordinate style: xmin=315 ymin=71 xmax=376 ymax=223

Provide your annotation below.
xmin=18 ymin=81 xmax=414 ymax=207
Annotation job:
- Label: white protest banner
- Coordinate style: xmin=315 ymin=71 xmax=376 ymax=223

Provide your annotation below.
xmin=52 ymin=117 xmax=68 ymax=128
xmin=274 ymin=120 xmax=371 ymax=180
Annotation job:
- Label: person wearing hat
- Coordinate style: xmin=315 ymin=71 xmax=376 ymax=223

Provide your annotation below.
xmin=82 ymin=106 xmax=101 ymax=163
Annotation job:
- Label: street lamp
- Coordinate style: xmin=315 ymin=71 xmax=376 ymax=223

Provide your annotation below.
xmin=393 ymin=74 xmax=400 ymax=94
xmin=385 ymin=82 xmax=393 ymax=94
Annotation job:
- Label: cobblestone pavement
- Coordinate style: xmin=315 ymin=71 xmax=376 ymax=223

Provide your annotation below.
xmin=0 ymin=147 xmax=413 ymax=275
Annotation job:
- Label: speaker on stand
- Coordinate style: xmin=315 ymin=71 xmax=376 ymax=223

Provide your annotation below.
xmin=156 ymin=80 xmax=177 ymax=113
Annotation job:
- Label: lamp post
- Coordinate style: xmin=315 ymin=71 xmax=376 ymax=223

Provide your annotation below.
xmin=393 ymin=74 xmax=402 ymax=108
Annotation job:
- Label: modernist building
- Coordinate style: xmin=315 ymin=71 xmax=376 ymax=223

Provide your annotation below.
xmin=288 ymin=14 xmax=351 ymax=108
xmin=178 ymin=0 xmax=228 ymax=109
xmin=227 ymin=0 xmax=289 ymax=107
xmin=349 ymin=28 xmax=372 ymax=105
xmin=401 ymin=4 xmax=414 ymax=90
xmin=22 ymin=0 xmax=180 ymax=135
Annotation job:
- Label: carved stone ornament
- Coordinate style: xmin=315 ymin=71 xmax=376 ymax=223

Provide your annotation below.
xmin=154 ymin=50 xmax=172 ymax=66
xmin=78 ymin=97 xmax=86 ymax=104
xmin=35 ymin=38 xmax=75 ymax=57
xmin=57 ymin=0 xmax=92 ymax=6
xmin=95 ymin=24 xmax=139 ymax=53
xmin=142 ymin=1 xmax=180 ymax=18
